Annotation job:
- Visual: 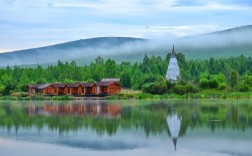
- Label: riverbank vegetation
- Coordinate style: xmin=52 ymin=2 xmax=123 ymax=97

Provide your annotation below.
xmin=0 ymin=53 xmax=252 ymax=99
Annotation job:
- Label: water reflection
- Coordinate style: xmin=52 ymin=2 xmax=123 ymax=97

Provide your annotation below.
xmin=167 ymin=112 xmax=182 ymax=151
xmin=0 ymin=100 xmax=252 ymax=155
xmin=25 ymin=101 xmax=121 ymax=118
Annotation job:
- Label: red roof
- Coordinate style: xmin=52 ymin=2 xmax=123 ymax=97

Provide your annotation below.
xmin=27 ymin=80 xmax=120 ymax=89
xmin=67 ymin=83 xmax=81 ymax=88
xmin=37 ymin=84 xmax=52 ymax=89
xmin=81 ymin=82 xmax=96 ymax=87
xmin=54 ymin=83 xmax=66 ymax=88
xmin=27 ymin=84 xmax=42 ymax=88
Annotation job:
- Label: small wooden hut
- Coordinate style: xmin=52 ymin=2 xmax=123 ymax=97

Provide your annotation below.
xmin=54 ymin=83 xmax=67 ymax=95
xmin=96 ymin=81 xmax=121 ymax=95
xmin=37 ymin=84 xmax=56 ymax=95
xmin=27 ymin=84 xmax=42 ymax=95
xmin=82 ymin=82 xmax=96 ymax=95
xmin=67 ymin=83 xmax=82 ymax=95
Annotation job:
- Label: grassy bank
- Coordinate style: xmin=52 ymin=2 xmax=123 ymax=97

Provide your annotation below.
xmin=1 ymin=90 xmax=252 ymax=100
xmin=0 ymin=93 xmax=75 ymax=101
xmin=105 ymin=91 xmax=252 ymax=100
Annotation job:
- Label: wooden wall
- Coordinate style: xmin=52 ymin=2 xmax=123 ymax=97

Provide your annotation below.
xmin=70 ymin=87 xmax=78 ymax=94
xmin=77 ymin=86 xmax=82 ymax=95
xmin=64 ymin=87 xmax=69 ymax=94
xmin=45 ymin=85 xmax=56 ymax=95
xmin=57 ymin=88 xmax=65 ymax=95
xmin=85 ymin=86 xmax=96 ymax=94
xmin=107 ymin=83 xmax=121 ymax=94
xmin=99 ymin=86 xmax=108 ymax=94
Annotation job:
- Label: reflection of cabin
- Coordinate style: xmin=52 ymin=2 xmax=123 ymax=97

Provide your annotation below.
xmin=57 ymin=105 xmax=69 ymax=114
xmin=43 ymin=104 xmax=57 ymax=113
xmin=27 ymin=102 xmax=121 ymax=117
xmin=107 ymin=104 xmax=121 ymax=116
xmin=27 ymin=78 xmax=121 ymax=96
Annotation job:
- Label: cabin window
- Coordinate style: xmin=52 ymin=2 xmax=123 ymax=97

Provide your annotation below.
xmin=68 ymin=88 xmax=70 ymax=94
xmin=82 ymin=87 xmax=84 ymax=93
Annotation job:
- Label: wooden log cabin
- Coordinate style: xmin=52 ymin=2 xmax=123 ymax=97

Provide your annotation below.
xmin=37 ymin=84 xmax=68 ymax=96
xmin=67 ymin=83 xmax=82 ymax=95
xmin=96 ymin=81 xmax=121 ymax=95
xmin=82 ymin=82 xmax=96 ymax=95
xmin=27 ymin=78 xmax=121 ymax=96
xmin=37 ymin=84 xmax=56 ymax=95
xmin=27 ymin=84 xmax=42 ymax=95
xmin=54 ymin=83 xmax=68 ymax=95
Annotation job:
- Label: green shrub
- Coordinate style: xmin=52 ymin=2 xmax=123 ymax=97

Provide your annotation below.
xmin=142 ymin=80 xmax=167 ymax=95
xmin=33 ymin=94 xmax=45 ymax=100
xmin=218 ymin=83 xmax=226 ymax=90
xmin=239 ymin=84 xmax=250 ymax=92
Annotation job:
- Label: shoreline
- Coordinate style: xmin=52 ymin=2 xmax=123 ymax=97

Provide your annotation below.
xmin=1 ymin=91 xmax=252 ymax=100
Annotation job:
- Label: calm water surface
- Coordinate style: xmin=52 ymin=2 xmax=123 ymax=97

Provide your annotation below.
xmin=0 ymin=99 xmax=252 ymax=156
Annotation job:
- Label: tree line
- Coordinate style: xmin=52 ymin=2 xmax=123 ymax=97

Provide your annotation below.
xmin=0 ymin=52 xmax=252 ymax=95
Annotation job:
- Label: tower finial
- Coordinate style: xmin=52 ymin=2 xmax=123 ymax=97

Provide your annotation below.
xmin=171 ymin=45 xmax=176 ymax=57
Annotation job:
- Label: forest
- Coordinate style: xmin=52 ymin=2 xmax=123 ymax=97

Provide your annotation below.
xmin=0 ymin=52 xmax=252 ymax=96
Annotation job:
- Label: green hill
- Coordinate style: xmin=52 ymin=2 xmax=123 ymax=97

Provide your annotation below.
xmin=0 ymin=25 xmax=252 ymax=66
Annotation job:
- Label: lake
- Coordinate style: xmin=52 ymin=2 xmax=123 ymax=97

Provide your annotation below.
xmin=0 ymin=99 xmax=252 ymax=156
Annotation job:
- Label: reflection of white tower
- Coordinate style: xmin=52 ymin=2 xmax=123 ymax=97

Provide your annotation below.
xmin=166 ymin=45 xmax=181 ymax=81
xmin=97 ymin=104 xmax=101 ymax=115
xmin=167 ymin=113 xmax=182 ymax=151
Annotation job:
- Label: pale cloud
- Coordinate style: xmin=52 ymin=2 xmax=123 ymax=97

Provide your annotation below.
xmin=0 ymin=0 xmax=252 ymax=52
xmin=49 ymin=0 xmax=249 ymax=15
xmin=45 ymin=0 xmax=146 ymax=15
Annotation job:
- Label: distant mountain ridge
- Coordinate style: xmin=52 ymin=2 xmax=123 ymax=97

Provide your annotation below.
xmin=0 ymin=37 xmax=145 ymax=66
xmin=0 ymin=25 xmax=252 ymax=66
xmin=211 ymin=25 xmax=252 ymax=34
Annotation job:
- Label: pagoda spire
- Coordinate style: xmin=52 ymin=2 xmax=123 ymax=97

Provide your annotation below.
xmin=171 ymin=45 xmax=176 ymax=58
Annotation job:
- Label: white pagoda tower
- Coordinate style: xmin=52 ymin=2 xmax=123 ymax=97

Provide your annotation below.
xmin=166 ymin=45 xmax=180 ymax=81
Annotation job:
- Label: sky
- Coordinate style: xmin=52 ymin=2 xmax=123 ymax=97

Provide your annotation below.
xmin=0 ymin=0 xmax=252 ymax=53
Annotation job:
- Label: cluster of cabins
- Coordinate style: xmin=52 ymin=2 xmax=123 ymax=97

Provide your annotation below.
xmin=27 ymin=78 xmax=121 ymax=96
